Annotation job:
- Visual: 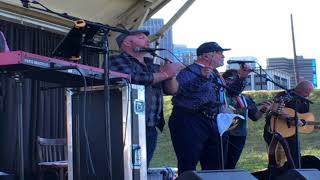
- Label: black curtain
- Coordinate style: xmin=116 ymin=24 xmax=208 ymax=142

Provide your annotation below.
xmin=0 ymin=19 xmax=98 ymax=179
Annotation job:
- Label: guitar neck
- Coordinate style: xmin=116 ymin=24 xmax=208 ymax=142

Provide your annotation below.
xmin=305 ymin=120 xmax=320 ymax=126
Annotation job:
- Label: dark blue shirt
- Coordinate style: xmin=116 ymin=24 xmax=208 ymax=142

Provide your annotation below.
xmin=172 ymin=63 xmax=246 ymax=114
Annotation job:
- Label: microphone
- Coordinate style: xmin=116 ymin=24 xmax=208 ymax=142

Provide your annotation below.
xmin=227 ymin=60 xmax=256 ymax=64
xmin=133 ymin=47 xmax=166 ymax=53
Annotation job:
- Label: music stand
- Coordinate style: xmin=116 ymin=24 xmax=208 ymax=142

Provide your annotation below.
xmin=51 ymin=18 xmax=129 ymax=179
xmin=52 ymin=20 xmax=103 ymax=61
xmin=52 ymin=20 xmax=108 ymax=180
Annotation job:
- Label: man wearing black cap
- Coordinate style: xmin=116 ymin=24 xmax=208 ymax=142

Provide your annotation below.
xmin=110 ymin=29 xmax=182 ymax=166
xmin=168 ymin=42 xmax=251 ymax=174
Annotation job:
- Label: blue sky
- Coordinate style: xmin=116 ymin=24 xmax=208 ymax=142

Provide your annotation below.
xmin=153 ymin=0 xmax=320 ymax=68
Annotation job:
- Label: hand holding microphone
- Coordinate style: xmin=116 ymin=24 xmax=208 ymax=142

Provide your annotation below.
xmin=227 ymin=60 xmax=255 ymax=78
xmin=239 ymin=63 xmax=252 ymax=78
xmin=160 ymin=62 xmax=184 ymax=79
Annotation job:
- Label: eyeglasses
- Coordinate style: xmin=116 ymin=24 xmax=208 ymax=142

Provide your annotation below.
xmin=225 ymin=75 xmax=239 ymax=81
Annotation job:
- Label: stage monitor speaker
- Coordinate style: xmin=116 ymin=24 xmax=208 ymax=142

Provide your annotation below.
xmin=301 ymin=155 xmax=320 ymax=170
xmin=275 ymin=169 xmax=320 ymax=180
xmin=176 ymin=169 xmax=257 ymax=180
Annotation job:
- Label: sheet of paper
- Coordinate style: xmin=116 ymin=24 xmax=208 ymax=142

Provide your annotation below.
xmin=217 ymin=113 xmax=244 ymax=136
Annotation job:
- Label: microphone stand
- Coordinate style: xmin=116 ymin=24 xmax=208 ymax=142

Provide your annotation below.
xmin=13 ymin=73 xmax=24 ymax=180
xmin=259 ymin=65 xmax=263 ymax=90
xmin=252 ymin=63 xmax=312 ymax=169
xmin=150 ymin=51 xmax=173 ymax=63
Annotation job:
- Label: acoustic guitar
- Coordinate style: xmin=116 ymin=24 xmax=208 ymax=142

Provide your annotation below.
xmin=271 ymin=107 xmax=320 ymax=138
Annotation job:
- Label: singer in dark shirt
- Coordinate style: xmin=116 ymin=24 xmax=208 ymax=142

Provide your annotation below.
xmin=110 ymin=29 xmax=183 ymax=166
xmin=169 ymin=42 xmax=251 ymax=174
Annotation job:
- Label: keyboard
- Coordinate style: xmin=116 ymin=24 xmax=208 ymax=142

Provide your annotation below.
xmin=0 ymin=51 xmax=129 ymax=87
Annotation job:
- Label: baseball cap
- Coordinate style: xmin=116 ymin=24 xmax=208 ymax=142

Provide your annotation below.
xmin=196 ymin=42 xmax=231 ymax=56
xmin=116 ymin=29 xmax=150 ymax=47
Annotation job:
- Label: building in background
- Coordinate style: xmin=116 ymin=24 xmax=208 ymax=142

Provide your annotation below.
xmin=243 ymin=69 xmax=291 ymax=91
xmin=225 ymin=56 xmax=291 ymax=90
xmin=173 ymin=44 xmax=196 ymax=65
xmin=266 ymin=56 xmax=317 ymax=88
xmin=142 ymin=18 xmax=173 ymax=61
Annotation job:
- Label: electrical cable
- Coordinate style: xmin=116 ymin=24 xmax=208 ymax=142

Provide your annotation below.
xmin=74 ymin=68 xmax=97 ymax=179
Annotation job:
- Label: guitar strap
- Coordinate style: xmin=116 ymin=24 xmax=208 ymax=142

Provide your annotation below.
xmin=240 ymin=95 xmax=249 ymax=126
xmin=236 ymin=96 xmax=245 ymax=108
xmin=268 ymin=132 xmax=295 ymax=178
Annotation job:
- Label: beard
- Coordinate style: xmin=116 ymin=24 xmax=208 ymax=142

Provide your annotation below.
xmin=217 ymin=60 xmax=224 ymax=67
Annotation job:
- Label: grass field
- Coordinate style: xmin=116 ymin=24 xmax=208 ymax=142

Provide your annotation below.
xmin=149 ymin=89 xmax=320 ymax=172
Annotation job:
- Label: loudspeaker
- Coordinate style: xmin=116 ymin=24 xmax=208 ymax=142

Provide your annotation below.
xmin=251 ymin=169 xmax=268 ymax=180
xmin=176 ymin=169 xmax=257 ymax=180
xmin=275 ymin=169 xmax=320 ymax=180
xmin=301 ymin=155 xmax=320 ymax=170
xmin=147 ymin=167 xmax=177 ymax=180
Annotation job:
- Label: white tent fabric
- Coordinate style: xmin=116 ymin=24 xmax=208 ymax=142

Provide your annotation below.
xmin=0 ymin=0 xmax=170 ymax=27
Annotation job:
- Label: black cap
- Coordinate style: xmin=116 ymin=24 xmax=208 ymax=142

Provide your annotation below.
xmin=116 ymin=29 xmax=150 ymax=47
xmin=196 ymin=42 xmax=231 ymax=56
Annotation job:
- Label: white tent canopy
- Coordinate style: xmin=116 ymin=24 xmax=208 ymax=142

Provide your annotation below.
xmin=0 ymin=0 xmax=196 ymax=49
xmin=0 ymin=0 xmax=171 ymax=30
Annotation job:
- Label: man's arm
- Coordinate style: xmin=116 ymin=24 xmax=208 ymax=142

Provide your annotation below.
xmin=162 ymin=77 xmax=179 ymax=95
xmin=245 ymin=95 xmax=273 ymax=121
xmin=226 ymin=63 xmax=251 ymax=96
xmin=110 ymin=56 xmax=155 ymax=85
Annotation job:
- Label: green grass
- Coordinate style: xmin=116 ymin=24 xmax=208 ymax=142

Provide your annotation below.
xmin=150 ymin=89 xmax=320 ymax=172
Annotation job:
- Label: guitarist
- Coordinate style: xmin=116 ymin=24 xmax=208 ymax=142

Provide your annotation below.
xmin=222 ymin=69 xmax=273 ymax=169
xmin=263 ymin=80 xmax=314 ymax=167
